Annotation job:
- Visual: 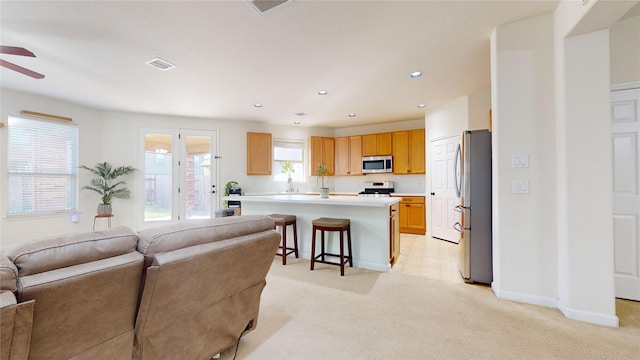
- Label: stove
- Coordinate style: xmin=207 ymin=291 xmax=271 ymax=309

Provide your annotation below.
xmin=358 ymin=181 xmax=394 ymax=197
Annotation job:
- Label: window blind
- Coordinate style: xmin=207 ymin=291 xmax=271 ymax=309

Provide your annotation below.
xmin=7 ymin=116 xmax=78 ymax=215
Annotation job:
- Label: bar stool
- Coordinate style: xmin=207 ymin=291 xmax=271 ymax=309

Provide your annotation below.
xmin=269 ymin=214 xmax=299 ymax=265
xmin=310 ymin=217 xmax=353 ymax=276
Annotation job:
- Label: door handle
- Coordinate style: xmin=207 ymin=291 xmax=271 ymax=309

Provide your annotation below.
xmin=453 ymin=222 xmax=470 ymax=232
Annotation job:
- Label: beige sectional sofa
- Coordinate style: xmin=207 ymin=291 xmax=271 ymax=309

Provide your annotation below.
xmin=1 ymin=215 xmax=280 ymax=360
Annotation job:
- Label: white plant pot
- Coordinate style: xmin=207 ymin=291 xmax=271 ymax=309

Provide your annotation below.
xmin=319 ymin=188 xmax=330 ymax=199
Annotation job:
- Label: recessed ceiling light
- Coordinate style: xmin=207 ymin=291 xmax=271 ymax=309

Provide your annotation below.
xmin=348 ymin=113 xmax=356 ymax=118
xmin=293 ymin=121 xmax=301 ymax=125
xmin=317 ymin=90 xmax=328 ymax=95
xmin=410 ymin=71 xmax=422 ymax=78
xmin=418 ymin=103 xmax=426 ymax=108
xmin=294 ymin=112 xmax=306 ymax=116
xmin=254 ymin=103 xmax=263 ymax=108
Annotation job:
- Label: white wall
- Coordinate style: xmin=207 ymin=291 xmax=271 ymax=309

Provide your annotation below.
xmin=0 ymin=89 xmax=428 ymax=246
xmin=0 ymin=90 xmax=105 ymax=248
xmin=610 ymin=14 xmax=640 ymax=85
xmin=490 ymin=13 xmax=558 ymax=306
xmin=489 ymin=0 xmax=635 ymax=327
xmin=424 ymin=92 xmax=491 ymax=236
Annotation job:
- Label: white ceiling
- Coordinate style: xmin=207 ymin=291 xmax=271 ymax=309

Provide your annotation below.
xmin=0 ymin=0 xmax=563 ymax=128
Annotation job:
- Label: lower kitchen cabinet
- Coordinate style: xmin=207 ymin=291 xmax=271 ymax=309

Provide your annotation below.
xmin=395 ymin=196 xmax=426 ymax=235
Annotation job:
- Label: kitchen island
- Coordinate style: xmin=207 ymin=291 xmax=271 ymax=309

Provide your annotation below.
xmin=228 ymin=194 xmax=401 ymax=272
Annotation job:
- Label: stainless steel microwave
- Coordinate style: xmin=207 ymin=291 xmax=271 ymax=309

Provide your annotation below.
xmin=362 ymin=156 xmax=393 ymax=174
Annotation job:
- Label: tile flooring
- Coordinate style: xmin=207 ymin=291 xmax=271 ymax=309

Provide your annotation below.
xmin=392 ymin=234 xmax=463 ymax=283
xmin=393 ymin=234 xmax=640 ymax=329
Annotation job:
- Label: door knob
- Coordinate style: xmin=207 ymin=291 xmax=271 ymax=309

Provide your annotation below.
xmin=430 ymin=192 xmax=435 ymax=196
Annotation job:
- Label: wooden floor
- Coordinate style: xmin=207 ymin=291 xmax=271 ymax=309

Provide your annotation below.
xmin=393 ymin=234 xmax=640 ymax=329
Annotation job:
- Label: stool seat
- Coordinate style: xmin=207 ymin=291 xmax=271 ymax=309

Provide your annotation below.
xmin=310 ymin=217 xmax=353 ymax=276
xmin=269 ymin=214 xmax=298 ymax=265
xmin=269 ymin=214 xmax=297 ymax=223
xmin=312 ymin=217 xmax=350 ymax=229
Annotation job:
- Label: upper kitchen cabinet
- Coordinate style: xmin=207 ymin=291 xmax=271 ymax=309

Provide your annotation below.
xmin=392 ymin=129 xmax=425 ymax=174
xmin=246 ymin=132 xmax=272 ymax=175
xmin=310 ymin=136 xmax=335 ymax=176
xmin=336 ymin=135 xmax=362 ymax=176
xmin=362 ymin=132 xmax=392 ymax=156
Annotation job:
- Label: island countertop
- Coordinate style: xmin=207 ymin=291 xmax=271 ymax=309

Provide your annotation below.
xmin=229 ymin=194 xmax=400 ymax=272
xmin=225 ymin=194 xmax=400 ymax=207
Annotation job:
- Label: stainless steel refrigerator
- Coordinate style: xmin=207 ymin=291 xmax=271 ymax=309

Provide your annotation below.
xmin=454 ymin=130 xmax=492 ymax=284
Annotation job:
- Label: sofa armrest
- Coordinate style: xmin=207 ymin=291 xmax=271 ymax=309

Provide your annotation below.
xmin=1 ymin=290 xmax=35 ymax=360
xmin=1 ymin=256 xmax=18 ymax=292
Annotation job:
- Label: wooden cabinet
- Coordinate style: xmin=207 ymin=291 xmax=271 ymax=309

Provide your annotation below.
xmin=390 ymin=202 xmax=401 ymax=265
xmin=395 ymin=196 xmax=426 ymax=235
xmin=336 ymin=136 xmax=362 ymax=176
xmin=392 ymin=129 xmax=425 ymax=174
xmin=309 ymin=136 xmax=335 ymax=175
xmin=362 ymin=132 xmax=392 ymax=156
xmin=246 ymin=132 xmax=272 ymax=175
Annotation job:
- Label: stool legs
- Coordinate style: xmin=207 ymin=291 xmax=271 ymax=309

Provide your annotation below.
xmin=276 ymin=220 xmax=298 ymax=265
xmin=310 ymin=225 xmax=352 ymax=276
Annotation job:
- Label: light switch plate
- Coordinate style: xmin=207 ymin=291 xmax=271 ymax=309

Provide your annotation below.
xmin=512 ymin=154 xmax=529 ymax=168
xmin=512 ymin=180 xmax=529 ymax=194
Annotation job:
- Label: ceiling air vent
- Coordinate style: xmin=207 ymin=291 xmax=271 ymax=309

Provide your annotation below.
xmin=249 ymin=0 xmax=289 ymax=13
xmin=146 ymin=58 xmax=176 ymax=71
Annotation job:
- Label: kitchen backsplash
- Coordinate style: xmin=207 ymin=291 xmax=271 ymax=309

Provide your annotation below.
xmin=239 ymin=173 xmax=426 ymax=195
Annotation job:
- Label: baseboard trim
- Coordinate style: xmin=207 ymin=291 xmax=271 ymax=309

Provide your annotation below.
xmin=492 ymin=285 xmax=620 ymax=327
xmin=491 ymin=285 xmax=557 ymax=308
xmin=557 ymin=301 xmax=619 ymax=328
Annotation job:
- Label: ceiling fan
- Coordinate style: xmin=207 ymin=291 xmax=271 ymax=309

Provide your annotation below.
xmin=0 ymin=45 xmax=45 ymax=79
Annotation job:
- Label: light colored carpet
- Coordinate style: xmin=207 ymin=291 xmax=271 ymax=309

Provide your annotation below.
xmin=220 ymin=237 xmax=640 ymax=360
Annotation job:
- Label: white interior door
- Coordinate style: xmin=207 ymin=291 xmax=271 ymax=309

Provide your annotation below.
xmin=611 ymin=86 xmax=640 ymax=301
xmin=430 ymin=136 xmax=461 ymax=243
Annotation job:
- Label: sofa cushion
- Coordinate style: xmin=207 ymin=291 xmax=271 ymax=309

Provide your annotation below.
xmin=5 ymin=227 xmax=139 ymax=276
xmin=0 ymin=256 xmax=18 ymax=292
xmin=137 ymin=215 xmax=275 ymax=256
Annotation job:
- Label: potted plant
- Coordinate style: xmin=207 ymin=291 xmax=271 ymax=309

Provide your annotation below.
xmin=280 ymin=161 xmax=295 ymax=192
xmin=80 ymin=162 xmax=136 ymax=216
xmin=317 ymin=163 xmax=330 ymax=198
xmin=223 ymin=180 xmax=239 ymax=209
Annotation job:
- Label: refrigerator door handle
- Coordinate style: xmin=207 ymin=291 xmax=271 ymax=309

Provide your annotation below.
xmin=454 ymin=143 xmax=462 ymax=198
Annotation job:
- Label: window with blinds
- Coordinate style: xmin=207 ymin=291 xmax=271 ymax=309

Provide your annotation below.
xmin=7 ymin=116 xmax=79 ymax=215
xmin=273 ymin=138 xmax=305 ymax=182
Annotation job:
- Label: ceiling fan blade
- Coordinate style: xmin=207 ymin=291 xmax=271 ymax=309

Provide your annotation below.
xmin=0 ymin=45 xmax=36 ymax=57
xmin=0 ymin=59 xmax=45 ymax=79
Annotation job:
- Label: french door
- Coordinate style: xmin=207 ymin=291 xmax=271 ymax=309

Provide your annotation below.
xmin=140 ymin=128 xmax=218 ymax=225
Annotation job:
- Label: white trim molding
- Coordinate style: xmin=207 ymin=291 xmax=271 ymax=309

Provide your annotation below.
xmin=557 ymin=301 xmax=620 ymax=327
xmin=611 ymin=81 xmax=640 ymax=91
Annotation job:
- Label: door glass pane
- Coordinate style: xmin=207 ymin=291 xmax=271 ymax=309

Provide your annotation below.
xmin=184 ymin=135 xmax=212 ymax=220
xmin=144 ymin=134 xmax=172 ymax=221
